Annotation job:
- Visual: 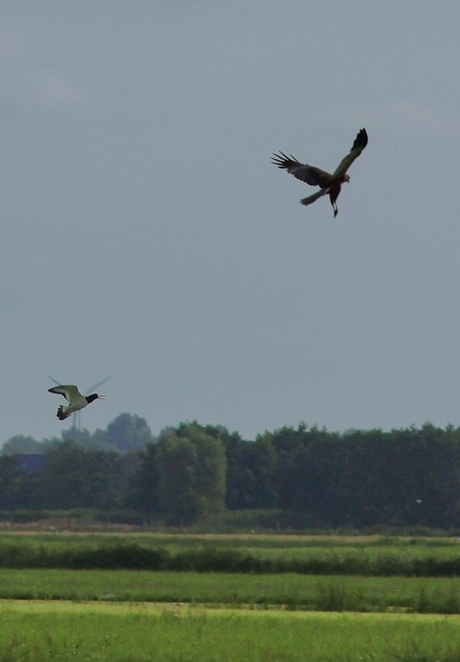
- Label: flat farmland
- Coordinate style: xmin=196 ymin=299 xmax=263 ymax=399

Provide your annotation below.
xmin=2 ymin=532 xmax=460 ymax=660
xmin=1 ymin=531 xmax=460 ymax=575
xmin=3 ymin=569 xmax=460 ymax=613
xmin=1 ymin=601 xmax=460 ymax=661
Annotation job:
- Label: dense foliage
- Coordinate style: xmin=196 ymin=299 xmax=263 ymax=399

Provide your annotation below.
xmin=2 ymin=420 xmax=460 ymax=528
xmin=2 ymin=413 xmax=154 ymax=455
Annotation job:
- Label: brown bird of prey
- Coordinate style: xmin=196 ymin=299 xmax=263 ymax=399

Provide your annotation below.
xmin=271 ymin=128 xmax=368 ymax=217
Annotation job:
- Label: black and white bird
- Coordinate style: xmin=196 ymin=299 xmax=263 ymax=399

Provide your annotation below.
xmin=48 ymin=385 xmax=105 ymax=421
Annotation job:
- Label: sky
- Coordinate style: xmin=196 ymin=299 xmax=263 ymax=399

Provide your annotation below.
xmin=1 ymin=1 xmax=460 ymax=445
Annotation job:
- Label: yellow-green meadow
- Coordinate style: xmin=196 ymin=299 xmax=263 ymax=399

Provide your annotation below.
xmin=2 ymin=532 xmax=460 ymax=660
xmin=1 ymin=601 xmax=460 ymax=661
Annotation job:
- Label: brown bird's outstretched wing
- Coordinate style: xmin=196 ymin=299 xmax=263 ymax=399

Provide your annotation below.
xmin=330 ymin=128 xmax=368 ymax=182
xmin=271 ymin=152 xmax=332 ymax=188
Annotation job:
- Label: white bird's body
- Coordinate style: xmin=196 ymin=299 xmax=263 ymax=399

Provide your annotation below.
xmin=48 ymin=384 xmax=104 ymax=421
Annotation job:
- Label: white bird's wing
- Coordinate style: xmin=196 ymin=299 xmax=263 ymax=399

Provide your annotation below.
xmin=48 ymin=385 xmax=82 ymax=404
xmin=330 ymin=128 xmax=368 ymax=182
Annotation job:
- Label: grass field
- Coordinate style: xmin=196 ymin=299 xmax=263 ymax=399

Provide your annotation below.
xmin=1 ymin=601 xmax=460 ymax=661
xmin=3 ymin=531 xmax=460 ymax=548
xmin=3 ymin=569 xmax=460 ymax=613
xmin=2 ymin=532 xmax=460 ymax=660
xmin=2 ymin=532 xmax=460 ymax=575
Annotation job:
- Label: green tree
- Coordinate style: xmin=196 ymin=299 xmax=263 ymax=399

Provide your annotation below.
xmin=37 ymin=440 xmax=85 ymax=508
xmin=222 ymin=433 xmax=258 ymax=509
xmin=38 ymin=440 xmax=125 ymax=509
xmin=0 ymin=456 xmax=24 ymax=508
xmin=125 ymin=443 xmax=160 ymax=512
xmin=2 ymin=435 xmax=54 ymax=455
xmin=155 ymin=422 xmax=227 ymax=524
xmin=224 ymin=432 xmax=278 ymax=509
xmin=105 ymin=413 xmax=154 ymax=452
xmin=61 ymin=427 xmax=104 ymax=451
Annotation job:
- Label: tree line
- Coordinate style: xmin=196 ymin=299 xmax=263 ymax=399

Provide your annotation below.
xmin=1 ymin=419 xmax=460 ymax=529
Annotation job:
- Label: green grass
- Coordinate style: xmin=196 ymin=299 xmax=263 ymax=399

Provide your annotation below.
xmin=3 ymin=531 xmax=460 ymax=548
xmin=1 ymin=602 xmax=460 ymax=661
xmin=2 ymin=531 xmax=460 ymax=565
xmin=2 ymin=531 xmax=460 ymax=660
xmin=2 ymin=535 xmax=460 ymax=575
xmin=4 ymin=533 xmax=460 ymax=660
xmin=3 ymin=569 xmax=460 ymax=613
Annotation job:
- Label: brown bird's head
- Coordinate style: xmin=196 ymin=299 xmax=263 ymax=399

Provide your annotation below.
xmin=343 ymin=173 xmax=350 ymax=183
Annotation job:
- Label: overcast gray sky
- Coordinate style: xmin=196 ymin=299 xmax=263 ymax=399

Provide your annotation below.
xmin=1 ymin=1 xmax=460 ymax=444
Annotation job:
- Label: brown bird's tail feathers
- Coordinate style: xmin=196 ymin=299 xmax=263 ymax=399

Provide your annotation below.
xmin=300 ymin=189 xmax=328 ymax=207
